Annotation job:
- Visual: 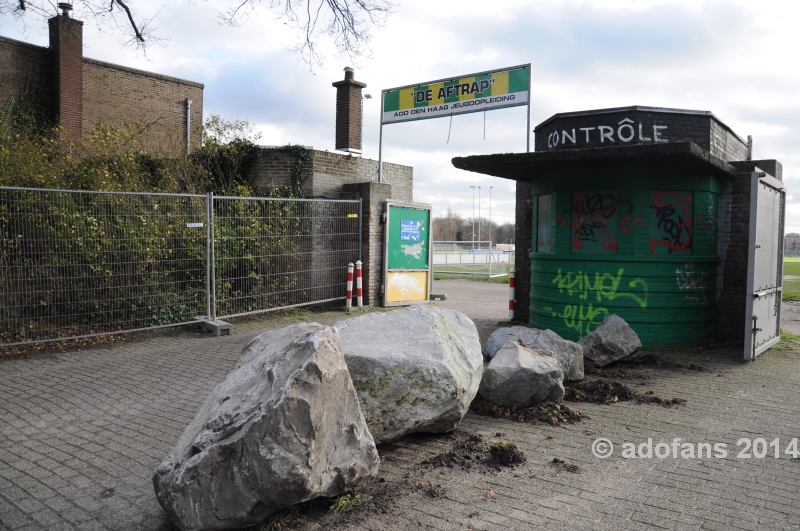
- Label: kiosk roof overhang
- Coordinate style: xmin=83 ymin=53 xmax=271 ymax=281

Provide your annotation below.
xmin=451 ymin=141 xmax=738 ymax=182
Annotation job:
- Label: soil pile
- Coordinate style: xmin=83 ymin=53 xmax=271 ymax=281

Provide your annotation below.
xmin=470 ymin=398 xmax=589 ymax=425
xmin=565 ymin=379 xmax=686 ymax=407
xmin=422 ymin=434 xmax=528 ymax=471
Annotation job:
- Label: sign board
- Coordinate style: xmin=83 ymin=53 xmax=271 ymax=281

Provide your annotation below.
xmin=381 ymin=65 xmax=531 ymax=125
xmin=383 ymin=201 xmax=433 ymax=306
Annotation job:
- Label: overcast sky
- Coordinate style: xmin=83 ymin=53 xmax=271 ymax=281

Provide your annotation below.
xmin=2 ymin=0 xmax=798 ymax=230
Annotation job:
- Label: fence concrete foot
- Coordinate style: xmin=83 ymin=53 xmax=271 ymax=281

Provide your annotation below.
xmin=200 ymin=320 xmax=232 ymax=336
xmin=430 ymin=293 xmax=447 ymax=300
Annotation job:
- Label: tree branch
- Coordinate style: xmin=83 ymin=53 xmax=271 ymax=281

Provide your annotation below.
xmin=111 ymin=0 xmax=144 ymax=42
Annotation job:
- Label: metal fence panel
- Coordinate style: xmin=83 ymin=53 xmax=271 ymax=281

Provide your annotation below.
xmin=1 ymin=187 xmax=362 ymax=346
xmin=212 ymin=196 xmax=361 ymax=319
xmin=0 ymin=187 xmax=208 ymax=346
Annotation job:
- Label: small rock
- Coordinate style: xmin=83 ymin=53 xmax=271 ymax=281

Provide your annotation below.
xmin=579 ymin=314 xmax=642 ymax=367
xmin=479 ymin=341 xmax=565 ymax=407
xmin=153 ymin=327 xmax=379 ymax=531
xmin=484 ymin=326 xmax=583 ymax=381
xmin=336 ymin=305 xmax=484 ymax=444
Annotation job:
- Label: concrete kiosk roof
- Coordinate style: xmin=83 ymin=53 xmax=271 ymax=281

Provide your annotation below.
xmin=451 ymin=141 xmax=739 ymax=182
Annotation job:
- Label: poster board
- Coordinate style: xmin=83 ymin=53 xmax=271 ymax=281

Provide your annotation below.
xmin=383 ymin=201 xmax=433 ymax=306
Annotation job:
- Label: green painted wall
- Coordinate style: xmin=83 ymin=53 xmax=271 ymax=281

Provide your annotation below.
xmin=530 ymin=166 xmax=721 ymax=347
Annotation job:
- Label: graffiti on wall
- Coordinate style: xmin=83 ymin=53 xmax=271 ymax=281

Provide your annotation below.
xmin=542 ymin=267 xmax=649 ymax=337
xmin=675 ymin=262 xmax=709 ymax=303
xmin=650 ymin=191 xmax=693 ymax=255
xmin=554 ymin=192 xmax=633 ymax=254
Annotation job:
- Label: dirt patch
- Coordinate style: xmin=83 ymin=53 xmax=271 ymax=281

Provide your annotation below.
xmin=254 ymin=473 xmax=413 ymax=530
xmin=422 ymin=433 xmax=528 ymax=472
xmin=585 ymin=366 xmax=651 ymax=379
xmin=490 ymin=441 xmax=527 ymax=466
xmin=565 ymin=379 xmax=687 ymax=407
xmin=550 ymin=458 xmax=581 ymax=474
xmin=616 ymin=354 xmax=686 ymax=369
xmin=470 ymin=398 xmax=590 ymax=425
xmin=422 ymin=434 xmax=489 ymax=471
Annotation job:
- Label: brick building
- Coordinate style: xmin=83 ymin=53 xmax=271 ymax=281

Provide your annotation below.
xmin=454 ymin=106 xmax=783 ymax=349
xmin=785 ymin=233 xmax=800 ymax=253
xmin=2 ymin=7 xmax=415 ymax=307
xmin=247 ymin=68 xmax=415 ymax=306
xmin=0 ymin=7 xmax=203 ymax=149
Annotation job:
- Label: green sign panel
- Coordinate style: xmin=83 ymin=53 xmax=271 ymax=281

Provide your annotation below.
xmin=387 ymin=206 xmax=430 ymax=269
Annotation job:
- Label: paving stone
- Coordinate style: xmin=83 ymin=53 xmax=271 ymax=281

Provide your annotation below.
xmin=0 ymin=295 xmax=799 ymax=531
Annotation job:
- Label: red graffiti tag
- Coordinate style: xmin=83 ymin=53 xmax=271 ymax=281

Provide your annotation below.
xmin=620 ymin=217 xmax=644 ymax=232
xmin=555 ymin=215 xmax=568 ymax=227
xmin=696 ymin=214 xmax=711 ymax=228
xmin=649 ymin=191 xmax=693 ymax=254
xmin=571 ymin=193 xmax=619 ymax=250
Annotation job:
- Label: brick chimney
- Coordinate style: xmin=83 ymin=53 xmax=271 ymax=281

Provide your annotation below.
xmin=332 ymin=67 xmax=367 ymax=153
xmin=49 ymin=4 xmax=83 ymax=141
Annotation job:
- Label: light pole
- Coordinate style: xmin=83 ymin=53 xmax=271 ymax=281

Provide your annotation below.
xmin=470 ymin=186 xmax=476 ymax=249
xmin=478 ymin=186 xmax=482 ymax=245
xmin=489 ymin=186 xmax=494 ymax=245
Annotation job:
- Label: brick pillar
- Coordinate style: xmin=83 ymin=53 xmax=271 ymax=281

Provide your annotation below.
xmin=342 ymin=181 xmax=392 ymax=305
xmin=514 ymin=181 xmax=533 ymax=324
xmin=332 ymin=67 xmax=367 ymax=154
xmin=49 ymin=9 xmax=83 ymax=141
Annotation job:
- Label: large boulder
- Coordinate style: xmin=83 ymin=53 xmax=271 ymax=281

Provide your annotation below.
xmin=237 ymin=322 xmax=327 ymax=368
xmin=485 ymin=326 xmax=584 ymax=381
xmin=579 ymin=314 xmax=642 ymax=367
xmin=479 ymin=340 xmax=565 ymax=407
xmin=335 ymin=305 xmax=483 ymax=444
xmin=153 ymin=327 xmax=379 ymax=531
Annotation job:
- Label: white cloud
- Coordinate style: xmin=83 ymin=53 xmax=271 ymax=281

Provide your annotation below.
xmin=2 ymin=0 xmax=799 ymax=228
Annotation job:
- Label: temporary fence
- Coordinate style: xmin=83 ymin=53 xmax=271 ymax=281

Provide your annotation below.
xmin=0 ymin=186 xmax=361 ymax=346
xmin=432 ymin=240 xmax=514 ymax=279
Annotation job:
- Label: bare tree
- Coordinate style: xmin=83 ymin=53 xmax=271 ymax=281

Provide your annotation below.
xmin=2 ymin=0 xmax=396 ymax=67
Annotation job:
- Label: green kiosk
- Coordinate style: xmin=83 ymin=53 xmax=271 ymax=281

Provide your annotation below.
xmin=454 ymin=106 xmax=785 ymax=355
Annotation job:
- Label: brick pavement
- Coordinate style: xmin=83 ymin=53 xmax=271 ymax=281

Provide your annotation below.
xmin=1 ymin=284 xmax=799 ymax=530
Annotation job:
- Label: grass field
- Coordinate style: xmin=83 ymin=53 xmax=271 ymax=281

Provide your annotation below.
xmin=783 ymin=260 xmax=800 ymax=300
xmin=433 ymin=262 xmax=515 ymax=283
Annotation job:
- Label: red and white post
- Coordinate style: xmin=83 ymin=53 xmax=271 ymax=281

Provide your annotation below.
xmin=355 ymin=260 xmax=363 ymax=307
xmin=509 ymin=268 xmax=516 ymax=321
xmin=346 ymin=263 xmax=354 ymax=308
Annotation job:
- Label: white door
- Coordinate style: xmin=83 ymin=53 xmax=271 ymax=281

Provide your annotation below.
xmin=744 ymin=169 xmax=786 ymax=359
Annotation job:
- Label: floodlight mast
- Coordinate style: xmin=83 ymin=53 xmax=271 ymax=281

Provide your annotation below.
xmin=378 ymin=90 xmax=385 ymax=183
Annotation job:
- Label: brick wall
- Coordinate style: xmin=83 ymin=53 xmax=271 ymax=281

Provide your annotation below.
xmin=342 ymin=182 xmax=393 ymax=305
xmin=252 ymin=148 xmax=413 ymax=201
xmin=252 ymin=149 xmax=413 ymax=307
xmin=0 ymin=28 xmax=203 ymax=151
xmin=0 ymin=37 xmax=50 ymax=128
xmin=83 ymin=59 xmax=203 ymax=151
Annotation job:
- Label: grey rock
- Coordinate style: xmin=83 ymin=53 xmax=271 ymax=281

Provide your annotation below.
xmin=484 ymin=326 xmax=584 ymax=381
xmin=479 ymin=340 xmax=565 ymax=407
xmin=335 ymin=305 xmax=484 ymax=444
xmin=579 ymin=314 xmax=642 ymax=367
xmin=236 ymin=322 xmax=327 ymax=368
xmin=153 ymin=327 xmax=379 ymax=531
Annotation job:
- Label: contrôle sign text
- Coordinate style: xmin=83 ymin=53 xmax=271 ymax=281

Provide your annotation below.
xmin=545 ymin=118 xmax=669 ymax=149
